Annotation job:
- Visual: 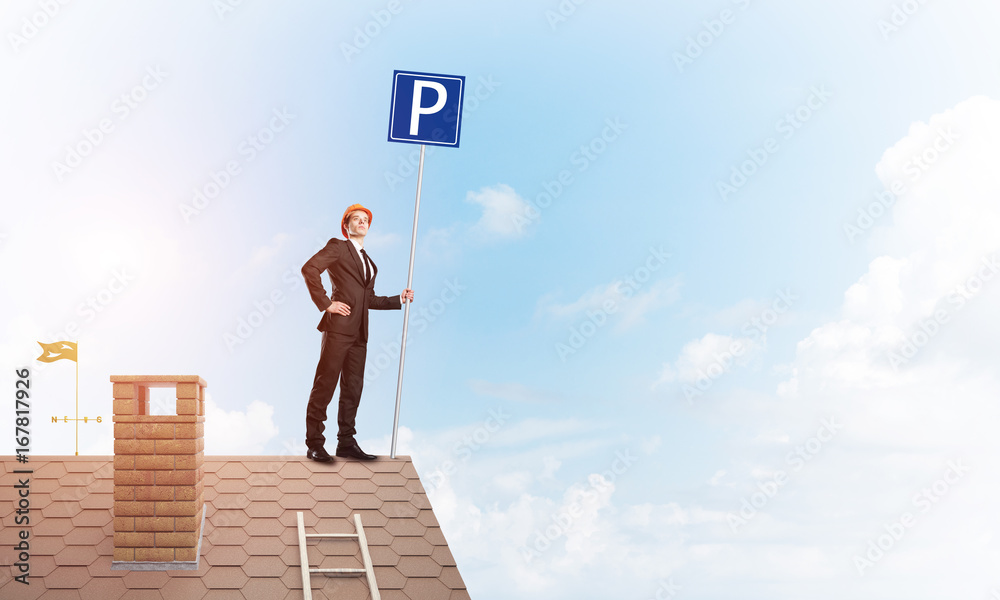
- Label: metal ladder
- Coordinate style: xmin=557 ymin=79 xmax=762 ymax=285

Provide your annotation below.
xmin=296 ymin=511 xmax=381 ymax=600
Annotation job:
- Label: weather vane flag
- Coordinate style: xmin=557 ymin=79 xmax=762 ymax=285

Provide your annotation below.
xmin=36 ymin=341 xmax=78 ymax=363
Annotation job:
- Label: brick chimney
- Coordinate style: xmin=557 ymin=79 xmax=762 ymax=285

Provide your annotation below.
xmin=110 ymin=375 xmax=207 ymax=570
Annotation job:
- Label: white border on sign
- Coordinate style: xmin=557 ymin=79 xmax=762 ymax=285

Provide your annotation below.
xmin=389 ymin=72 xmax=464 ymax=146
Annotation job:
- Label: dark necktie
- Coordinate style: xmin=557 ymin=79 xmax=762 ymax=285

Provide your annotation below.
xmin=360 ymin=249 xmax=371 ymax=284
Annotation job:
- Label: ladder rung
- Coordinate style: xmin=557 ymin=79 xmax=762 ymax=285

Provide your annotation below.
xmin=297 ymin=511 xmax=381 ymax=600
xmin=311 ymin=568 xmax=366 ymax=574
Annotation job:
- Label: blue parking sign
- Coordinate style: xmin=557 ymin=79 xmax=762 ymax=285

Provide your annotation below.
xmin=388 ymin=70 xmax=465 ymax=148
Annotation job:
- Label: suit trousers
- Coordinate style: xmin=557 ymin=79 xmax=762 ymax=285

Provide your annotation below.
xmin=305 ymin=329 xmax=367 ymax=450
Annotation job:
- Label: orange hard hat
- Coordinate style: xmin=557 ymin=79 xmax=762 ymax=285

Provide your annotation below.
xmin=341 ymin=204 xmax=373 ymax=238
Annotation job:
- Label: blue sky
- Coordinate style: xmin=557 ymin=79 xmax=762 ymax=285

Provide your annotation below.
xmin=4 ymin=1 xmax=1000 ymax=598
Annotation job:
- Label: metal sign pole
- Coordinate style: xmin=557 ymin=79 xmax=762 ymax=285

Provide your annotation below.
xmin=390 ymin=144 xmax=425 ymax=459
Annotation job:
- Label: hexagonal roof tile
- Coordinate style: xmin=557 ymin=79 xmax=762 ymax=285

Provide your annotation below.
xmin=384 ymin=518 xmax=427 ymax=537
xmin=390 ymin=536 xmax=434 ymax=557
xmin=215 ymin=463 xmax=252 ymax=480
xmin=367 ymin=459 xmax=406 ymax=474
xmin=244 ymin=501 xmax=284 ymax=519
xmin=415 ymin=509 xmax=440 ymax=528
xmin=312 ymin=501 xmax=354 ymax=519
xmin=201 ymin=565 xmax=250 ymax=589
xmin=373 ymin=566 xmax=407 ymax=589
xmin=371 ymin=472 xmax=408 ymax=487
xmin=43 ymin=565 xmax=92 ymax=589
xmin=159 ymin=576 xmax=210 ymax=599
xmin=375 ymin=486 xmax=413 ymax=502
xmin=276 ymin=478 xmax=314 ymax=494
xmin=78 ymin=576 xmax=130 ymax=600
xmin=207 ymin=526 xmax=250 ymax=546
xmin=402 ymin=576 xmax=451 ymax=598
xmin=204 ymin=545 xmax=250 ymax=567
xmin=344 ymin=493 xmax=382 ymax=510
xmin=71 ymin=509 xmax=112 ymax=528
xmin=4 ymin=455 xmax=466 ymax=598
xmin=311 ymin=485 xmax=349 ymax=503
xmin=35 ymin=517 xmax=75 ymax=536
xmin=122 ymin=570 xmax=170 ymax=589
xmin=212 ymin=493 xmax=251 ymax=510
xmin=439 ymin=565 xmax=466 ymax=588
xmin=395 ymin=555 xmax=443 ymax=578
xmin=240 ymin=577 xmax=289 ymax=598
xmin=432 ymin=545 xmax=459 ymax=568
xmin=245 ymin=485 xmax=282 ymax=502
xmin=62 ymin=526 xmax=107 ymax=547
xmin=341 ymin=478 xmax=378 ymax=494
xmin=214 ymin=479 xmax=250 ymax=495
xmin=338 ymin=462 xmax=376 ymax=479
xmin=368 ymin=545 xmax=401 ymax=567
xmin=309 ymin=471 xmax=346 ymax=487
xmin=207 ymin=509 xmax=250 ymax=528
xmin=243 ymin=517 xmax=285 ymax=537
xmin=380 ymin=501 xmax=420 ymax=519
xmin=276 ymin=493 xmax=317 ymax=510
xmin=276 ymin=462 xmax=312 ymax=479
xmin=240 ymin=555 xmax=288 ymax=578
xmin=243 ymin=535 xmax=287 ymax=557
xmin=41 ymin=500 xmax=83 ymax=519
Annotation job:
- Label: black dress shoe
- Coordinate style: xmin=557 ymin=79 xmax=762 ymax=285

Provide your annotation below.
xmin=335 ymin=440 xmax=376 ymax=460
xmin=306 ymin=447 xmax=333 ymax=462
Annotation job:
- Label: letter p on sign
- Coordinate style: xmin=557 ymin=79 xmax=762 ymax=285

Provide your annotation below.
xmin=388 ymin=70 xmax=465 ymax=148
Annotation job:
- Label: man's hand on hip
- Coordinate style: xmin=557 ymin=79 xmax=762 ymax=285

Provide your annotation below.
xmin=326 ymin=301 xmax=351 ymax=316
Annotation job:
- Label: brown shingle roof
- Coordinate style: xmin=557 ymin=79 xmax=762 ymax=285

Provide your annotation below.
xmin=1 ymin=456 xmax=469 ymax=599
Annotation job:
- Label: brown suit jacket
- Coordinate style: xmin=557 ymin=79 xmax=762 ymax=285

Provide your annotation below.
xmin=301 ymin=238 xmax=401 ymax=342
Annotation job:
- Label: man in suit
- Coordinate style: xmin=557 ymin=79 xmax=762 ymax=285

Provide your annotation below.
xmin=301 ymin=203 xmax=414 ymax=462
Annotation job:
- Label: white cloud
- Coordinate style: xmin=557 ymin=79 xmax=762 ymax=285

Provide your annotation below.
xmin=204 ymin=395 xmax=280 ymax=454
xmin=652 ymin=332 xmax=764 ymax=389
xmin=538 ymin=277 xmax=681 ymax=331
xmin=465 ymin=184 xmax=532 ymax=240
xmin=733 ymin=96 xmax=1000 ymax=590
